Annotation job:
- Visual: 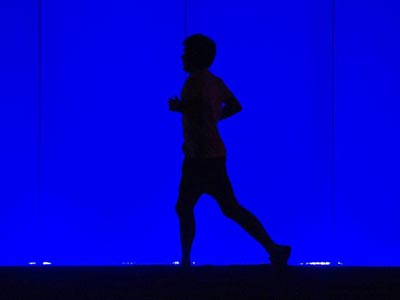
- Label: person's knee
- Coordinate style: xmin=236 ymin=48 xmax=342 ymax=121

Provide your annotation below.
xmin=175 ymin=202 xmax=193 ymax=219
xmin=175 ymin=202 xmax=184 ymax=217
xmin=221 ymin=203 xmax=243 ymax=219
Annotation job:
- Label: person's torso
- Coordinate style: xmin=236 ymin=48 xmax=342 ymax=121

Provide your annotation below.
xmin=181 ymin=70 xmax=231 ymax=158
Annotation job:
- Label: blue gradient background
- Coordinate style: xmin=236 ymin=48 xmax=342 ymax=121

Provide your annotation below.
xmin=0 ymin=0 xmax=399 ymax=266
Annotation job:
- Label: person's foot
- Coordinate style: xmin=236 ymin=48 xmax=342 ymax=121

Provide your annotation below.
xmin=180 ymin=258 xmax=191 ymax=269
xmin=269 ymin=245 xmax=291 ymax=267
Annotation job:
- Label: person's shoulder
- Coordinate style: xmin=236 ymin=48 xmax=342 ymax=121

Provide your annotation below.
xmin=211 ymin=74 xmax=233 ymax=98
xmin=207 ymin=71 xmax=225 ymax=83
xmin=212 ymin=74 xmax=229 ymax=90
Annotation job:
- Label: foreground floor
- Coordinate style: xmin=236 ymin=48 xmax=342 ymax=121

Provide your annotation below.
xmin=0 ymin=265 xmax=399 ymax=299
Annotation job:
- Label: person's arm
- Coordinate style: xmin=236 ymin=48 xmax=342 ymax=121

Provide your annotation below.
xmin=168 ymin=96 xmax=184 ymax=113
xmin=168 ymin=78 xmax=201 ymax=113
xmin=220 ymin=96 xmax=242 ymax=120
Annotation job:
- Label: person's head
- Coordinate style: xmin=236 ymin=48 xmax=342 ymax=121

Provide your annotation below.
xmin=182 ymin=34 xmax=216 ymax=73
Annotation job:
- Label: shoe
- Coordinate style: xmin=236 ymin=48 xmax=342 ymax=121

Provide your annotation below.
xmin=269 ymin=245 xmax=291 ymax=267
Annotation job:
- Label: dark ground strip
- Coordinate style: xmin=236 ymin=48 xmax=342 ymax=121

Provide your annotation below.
xmin=0 ymin=266 xmax=399 ymax=300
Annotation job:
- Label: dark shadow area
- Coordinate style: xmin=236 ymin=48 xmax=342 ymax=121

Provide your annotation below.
xmin=0 ymin=265 xmax=399 ymax=300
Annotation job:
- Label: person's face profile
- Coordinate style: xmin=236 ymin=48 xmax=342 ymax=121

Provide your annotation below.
xmin=182 ymin=49 xmax=195 ymax=73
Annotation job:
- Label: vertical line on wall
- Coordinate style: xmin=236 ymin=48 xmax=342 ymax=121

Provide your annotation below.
xmin=183 ymin=0 xmax=189 ymax=81
xmin=37 ymin=0 xmax=44 ymax=242
xmin=331 ymin=0 xmax=336 ymax=259
xmin=184 ymin=0 xmax=188 ymax=37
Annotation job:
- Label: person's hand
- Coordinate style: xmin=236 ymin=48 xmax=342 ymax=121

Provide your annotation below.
xmin=168 ymin=96 xmax=183 ymax=112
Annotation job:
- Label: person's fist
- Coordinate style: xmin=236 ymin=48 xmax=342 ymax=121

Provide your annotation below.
xmin=168 ymin=96 xmax=183 ymax=112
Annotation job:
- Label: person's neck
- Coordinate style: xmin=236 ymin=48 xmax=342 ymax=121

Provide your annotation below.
xmin=189 ymin=68 xmax=209 ymax=76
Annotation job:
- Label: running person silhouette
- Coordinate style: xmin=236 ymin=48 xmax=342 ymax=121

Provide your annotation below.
xmin=169 ymin=34 xmax=291 ymax=268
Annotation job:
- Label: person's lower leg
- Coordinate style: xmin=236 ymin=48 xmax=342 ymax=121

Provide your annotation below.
xmin=226 ymin=205 xmax=276 ymax=254
xmin=179 ymin=211 xmax=195 ymax=266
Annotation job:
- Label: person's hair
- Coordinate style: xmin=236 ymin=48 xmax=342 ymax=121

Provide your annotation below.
xmin=183 ymin=34 xmax=217 ymax=69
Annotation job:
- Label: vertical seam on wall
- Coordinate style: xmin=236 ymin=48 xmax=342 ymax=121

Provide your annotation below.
xmin=37 ymin=0 xmax=44 ymax=234
xmin=331 ymin=0 xmax=336 ymax=254
xmin=184 ymin=0 xmax=188 ymax=37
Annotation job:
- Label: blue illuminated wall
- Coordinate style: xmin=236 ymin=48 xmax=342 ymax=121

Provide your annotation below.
xmin=0 ymin=1 xmax=39 ymax=265
xmin=1 ymin=0 xmax=399 ymax=266
xmin=40 ymin=0 xmax=184 ymax=265
xmin=335 ymin=0 xmax=400 ymax=266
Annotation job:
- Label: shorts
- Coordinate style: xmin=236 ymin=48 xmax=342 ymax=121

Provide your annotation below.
xmin=177 ymin=156 xmax=238 ymax=210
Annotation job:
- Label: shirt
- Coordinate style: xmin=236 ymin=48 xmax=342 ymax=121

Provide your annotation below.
xmin=180 ymin=70 xmax=234 ymax=158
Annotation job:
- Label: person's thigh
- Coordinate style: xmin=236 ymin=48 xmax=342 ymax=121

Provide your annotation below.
xmin=205 ymin=158 xmax=240 ymax=211
xmin=176 ymin=159 xmax=204 ymax=212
